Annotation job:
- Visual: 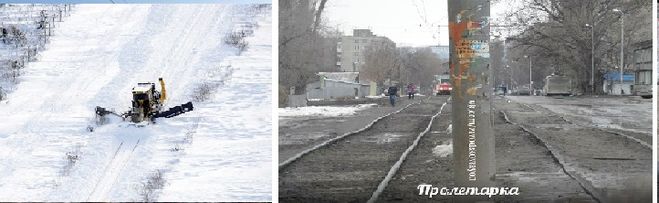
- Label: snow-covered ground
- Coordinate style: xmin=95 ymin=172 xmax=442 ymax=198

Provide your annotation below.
xmin=279 ymin=103 xmax=377 ymax=118
xmin=0 ymin=4 xmax=271 ymax=202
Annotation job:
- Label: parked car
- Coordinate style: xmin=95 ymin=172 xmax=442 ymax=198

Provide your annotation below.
xmin=495 ymin=86 xmax=507 ymax=95
xmin=516 ymin=86 xmax=531 ymax=96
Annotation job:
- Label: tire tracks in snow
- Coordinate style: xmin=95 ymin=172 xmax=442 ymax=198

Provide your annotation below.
xmin=82 ymin=6 xmax=217 ymax=201
xmin=86 ymin=138 xmax=141 ymax=201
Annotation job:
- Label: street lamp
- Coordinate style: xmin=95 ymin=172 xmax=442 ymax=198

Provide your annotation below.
xmin=612 ymin=8 xmax=624 ymax=95
xmin=524 ymin=55 xmax=532 ymax=93
xmin=585 ymin=23 xmax=595 ymax=94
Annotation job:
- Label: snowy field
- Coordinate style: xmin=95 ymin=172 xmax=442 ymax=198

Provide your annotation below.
xmin=0 ymin=4 xmax=271 ymax=202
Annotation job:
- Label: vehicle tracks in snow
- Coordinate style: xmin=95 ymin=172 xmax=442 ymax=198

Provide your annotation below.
xmin=86 ymin=138 xmax=141 ymax=201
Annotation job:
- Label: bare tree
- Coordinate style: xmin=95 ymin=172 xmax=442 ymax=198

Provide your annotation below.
xmin=362 ymin=45 xmax=442 ymax=93
xmin=504 ymin=0 xmax=651 ymax=93
xmin=399 ymin=47 xmax=443 ymax=91
xmin=361 ymin=42 xmax=399 ymax=87
xmin=279 ymin=0 xmax=339 ymax=106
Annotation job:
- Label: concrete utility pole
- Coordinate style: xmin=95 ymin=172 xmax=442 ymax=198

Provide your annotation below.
xmin=447 ymin=0 xmax=495 ymax=196
xmin=585 ymin=23 xmax=595 ymax=94
xmin=613 ymin=8 xmax=624 ymax=95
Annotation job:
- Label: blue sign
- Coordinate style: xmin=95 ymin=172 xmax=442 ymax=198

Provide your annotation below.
xmin=603 ymin=72 xmax=634 ymax=82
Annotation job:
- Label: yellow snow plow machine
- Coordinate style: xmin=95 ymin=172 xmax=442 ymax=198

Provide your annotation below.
xmin=94 ymin=78 xmax=193 ymax=124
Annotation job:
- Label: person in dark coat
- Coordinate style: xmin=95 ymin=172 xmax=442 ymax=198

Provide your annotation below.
xmin=388 ymin=86 xmax=398 ymax=107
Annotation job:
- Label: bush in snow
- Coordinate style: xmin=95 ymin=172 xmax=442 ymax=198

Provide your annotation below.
xmin=66 ymin=151 xmax=79 ymax=164
xmin=139 ymin=170 xmax=166 ymax=202
xmin=223 ymin=32 xmax=248 ymax=54
xmin=190 ymin=82 xmax=219 ymax=102
xmin=170 ymin=144 xmax=183 ymax=152
xmin=0 ymin=59 xmax=24 ymax=83
xmin=1 ymin=25 xmax=27 ymax=47
xmin=253 ymin=4 xmax=270 ymax=14
xmin=183 ymin=130 xmax=194 ymax=144
xmin=60 ymin=149 xmax=81 ymax=176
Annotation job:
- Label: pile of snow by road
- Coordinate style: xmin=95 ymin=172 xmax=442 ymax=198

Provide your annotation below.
xmin=279 ymin=103 xmax=377 ymax=118
xmin=0 ymin=4 xmax=271 ymax=202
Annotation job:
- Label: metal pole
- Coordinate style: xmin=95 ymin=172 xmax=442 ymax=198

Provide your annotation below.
xmin=529 ymin=57 xmax=532 ymax=93
xmin=613 ymin=9 xmax=625 ymax=95
xmin=619 ymin=14 xmax=624 ymax=94
xmin=448 ymin=0 xmax=495 ymax=199
xmin=590 ymin=25 xmax=595 ymax=94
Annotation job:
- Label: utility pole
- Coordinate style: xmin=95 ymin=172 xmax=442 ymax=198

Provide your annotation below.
xmin=448 ymin=0 xmax=495 ymax=199
xmin=528 ymin=56 xmax=532 ymax=92
xmin=591 ymin=28 xmax=595 ymax=94
xmin=585 ymin=23 xmax=595 ymax=94
xmin=613 ymin=8 xmax=624 ymax=95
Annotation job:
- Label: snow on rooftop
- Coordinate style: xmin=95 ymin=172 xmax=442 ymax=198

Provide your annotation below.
xmin=317 ymin=71 xmax=359 ymax=83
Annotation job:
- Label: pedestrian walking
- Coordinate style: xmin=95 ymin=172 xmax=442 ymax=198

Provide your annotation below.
xmin=406 ymin=83 xmax=416 ymax=99
xmin=388 ymin=86 xmax=398 ymax=107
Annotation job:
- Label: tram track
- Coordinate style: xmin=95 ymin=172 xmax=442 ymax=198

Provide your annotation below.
xmin=500 ymin=110 xmax=601 ymax=203
xmin=279 ymin=96 xmax=449 ymax=202
xmin=518 ymin=102 xmax=651 ymax=150
xmin=501 ymin=100 xmax=651 ymax=202
xmin=279 ymin=96 xmax=431 ymax=170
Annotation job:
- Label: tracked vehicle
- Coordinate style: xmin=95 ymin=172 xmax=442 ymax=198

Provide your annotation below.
xmin=95 ymin=78 xmax=193 ymax=125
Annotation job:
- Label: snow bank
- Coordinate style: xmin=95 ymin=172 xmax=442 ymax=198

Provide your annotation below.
xmin=279 ymin=103 xmax=377 ymax=118
xmin=366 ymin=95 xmax=385 ymax=99
xmin=432 ymin=142 xmax=452 ymax=157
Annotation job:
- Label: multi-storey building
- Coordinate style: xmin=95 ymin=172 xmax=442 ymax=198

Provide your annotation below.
xmin=336 ymin=29 xmax=395 ymax=72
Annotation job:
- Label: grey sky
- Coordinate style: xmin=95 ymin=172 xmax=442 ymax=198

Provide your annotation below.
xmin=324 ymin=0 xmax=514 ymax=47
